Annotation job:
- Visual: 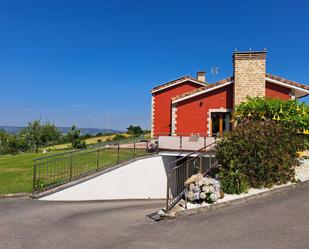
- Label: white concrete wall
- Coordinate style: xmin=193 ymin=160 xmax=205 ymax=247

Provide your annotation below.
xmin=40 ymin=155 xmax=175 ymax=201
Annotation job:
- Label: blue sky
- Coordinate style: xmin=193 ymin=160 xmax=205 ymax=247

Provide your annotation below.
xmin=0 ymin=0 xmax=308 ymax=130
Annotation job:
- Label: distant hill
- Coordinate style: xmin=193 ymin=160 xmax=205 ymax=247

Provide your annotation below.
xmin=0 ymin=126 xmax=122 ymax=135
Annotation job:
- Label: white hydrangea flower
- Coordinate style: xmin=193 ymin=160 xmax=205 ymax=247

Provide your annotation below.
xmin=209 ymin=185 xmax=215 ymax=193
xmin=193 ymin=185 xmax=200 ymax=193
xmin=185 ymin=174 xmax=221 ymax=204
xmin=210 ymin=192 xmax=218 ymax=202
xmin=198 ymin=178 xmax=207 ymax=186
xmin=202 ymin=186 xmax=211 ymax=193
xmin=193 ymin=192 xmax=200 ymax=200
xmin=200 ymin=192 xmax=207 ymax=199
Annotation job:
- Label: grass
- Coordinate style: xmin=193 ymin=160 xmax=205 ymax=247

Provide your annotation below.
xmin=0 ymin=147 xmax=149 ymax=195
xmin=45 ymin=133 xmax=131 ymax=150
xmin=0 ymin=150 xmax=69 ymax=195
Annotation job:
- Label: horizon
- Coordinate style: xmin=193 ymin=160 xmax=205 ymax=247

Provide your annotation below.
xmin=0 ymin=0 xmax=308 ymax=130
xmin=0 ymin=125 xmax=123 ymax=130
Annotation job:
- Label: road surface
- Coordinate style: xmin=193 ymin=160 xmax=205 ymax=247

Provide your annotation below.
xmin=1 ymin=182 xmax=309 ymax=249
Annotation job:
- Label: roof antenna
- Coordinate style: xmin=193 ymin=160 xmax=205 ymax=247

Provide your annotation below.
xmin=211 ymin=66 xmax=219 ymax=83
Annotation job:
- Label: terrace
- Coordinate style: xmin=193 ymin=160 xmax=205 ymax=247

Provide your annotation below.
xmin=157 ymin=133 xmax=216 ymax=152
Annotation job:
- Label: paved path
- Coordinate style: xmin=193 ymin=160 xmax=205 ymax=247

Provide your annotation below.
xmin=1 ymin=182 xmax=309 ymax=249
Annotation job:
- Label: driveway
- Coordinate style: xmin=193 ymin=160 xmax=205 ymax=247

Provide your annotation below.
xmin=1 ymin=182 xmax=309 ymax=249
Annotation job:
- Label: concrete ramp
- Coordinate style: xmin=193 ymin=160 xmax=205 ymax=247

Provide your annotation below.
xmin=40 ymin=155 xmax=173 ymax=201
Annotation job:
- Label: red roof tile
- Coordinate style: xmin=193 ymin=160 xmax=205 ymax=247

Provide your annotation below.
xmin=266 ymin=73 xmax=309 ymax=91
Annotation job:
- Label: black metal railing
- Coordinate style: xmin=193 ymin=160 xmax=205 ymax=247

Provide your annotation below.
xmin=165 ymin=142 xmax=217 ymax=211
xmin=33 ymin=140 xmax=151 ymax=193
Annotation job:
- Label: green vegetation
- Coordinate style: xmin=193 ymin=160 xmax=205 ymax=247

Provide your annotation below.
xmin=127 ymin=125 xmax=144 ymax=136
xmin=22 ymin=120 xmax=61 ymax=153
xmin=216 ymin=120 xmax=304 ymax=194
xmin=0 ymin=121 xmax=150 ymax=155
xmin=0 ymin=150 xmax=69 ymax=195
xmin=0 ymin=120 xmax=151 ymax=194
xmin=234 ymin=97 xmax=309 ymax=132
xmin=217 ymin=98 xmax=308 ymax=194
xmin=0 ymin=130 xmax=29 ymax=155
xmin=66 ymin=125 xmax=87 ymax=149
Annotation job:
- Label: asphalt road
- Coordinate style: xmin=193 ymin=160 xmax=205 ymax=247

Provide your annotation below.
xmin=1 ymin=182 xmax=309 ymax=249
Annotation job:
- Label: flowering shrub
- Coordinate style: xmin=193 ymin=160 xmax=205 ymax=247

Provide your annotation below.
xmin=233 ymin=97 xmax=309 ymax=132
xmin=216 ymin=120 xmax=304 ymax=193
xmin=184 ymin=173 xmax=222 ymax=204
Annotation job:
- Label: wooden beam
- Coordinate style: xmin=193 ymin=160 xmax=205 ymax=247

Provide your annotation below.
xmin=219 ymin=114 xmax=223 ymax=137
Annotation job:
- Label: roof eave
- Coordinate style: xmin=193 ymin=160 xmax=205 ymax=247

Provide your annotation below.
xmin=266 ymin=77 xmax=309 ymax=96
xmin=172 ymin=80 xmax=234 ymax=104
xmin=151 ymin=77 xmax=206 ymax=94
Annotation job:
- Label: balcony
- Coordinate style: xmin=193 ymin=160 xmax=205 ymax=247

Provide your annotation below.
xmin=158 ymin=133 xmax=216 ymax=151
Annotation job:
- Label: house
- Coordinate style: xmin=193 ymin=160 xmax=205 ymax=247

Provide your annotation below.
xmin=151 ymin=50 xmax=309 ymax=151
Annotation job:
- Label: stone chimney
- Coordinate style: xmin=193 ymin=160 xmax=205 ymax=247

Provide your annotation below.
xmin=233 ymin=50 xmax=266 ymax=105
xmin=197 ymin=71 xmax=206 ymax=83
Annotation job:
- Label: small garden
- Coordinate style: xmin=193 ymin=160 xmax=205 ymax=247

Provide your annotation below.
xmin=184 ymin=97 xmax=309 ymax=208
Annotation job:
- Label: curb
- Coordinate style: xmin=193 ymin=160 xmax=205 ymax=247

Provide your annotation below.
xmin=0 ymin=193 xmax=29 ymax=199
xmin=162 ymin=180 xmax=309 ymax=219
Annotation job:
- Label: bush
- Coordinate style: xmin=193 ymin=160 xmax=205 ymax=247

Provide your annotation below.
xmin=112 ymin=134 xmax=126 ymax=141
xmin=66 ymin=125 xmax=87 ymax=149
xmin=216 ymin=120 xmax=304 ymax=193
xmin=127 ymin=125 xmax=143 ymax=136
xmin=219 ymin=160 xmax=249 ymax=194
xmin=72 ymin=139 xmax=86 ymax=149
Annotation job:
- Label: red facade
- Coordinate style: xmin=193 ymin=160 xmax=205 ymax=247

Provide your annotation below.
xmin=176 ymin=84 xmax=233 ymax=135
xmin=152 ymin=81 xmax=202 ymax=137
xmin=152 ymin=80 xmax=296 ymax=137
xmin=265 ymin=82 xmax=291 ymax=100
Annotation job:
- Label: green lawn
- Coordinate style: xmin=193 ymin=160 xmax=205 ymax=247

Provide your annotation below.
xmin=0 ymin=150 xmax=70 ymax=195
xmin=0 ymin=148 xmax=149 ymax=195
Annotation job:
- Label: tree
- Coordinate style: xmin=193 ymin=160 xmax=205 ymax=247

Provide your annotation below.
xmin=96 ymin=132 xmax=103 ymax=137
xmin=127 ymin=125 xmax=143 ymax=136
xmin=82 ymin=133 xmax=92 ymax=139
xmin=0 ymin=130 xmax=10 ymax=154
xmin=6 ymin=135 xmax=29 ymax=154
xmin=66 ymin=125 xmax=87 ymax=149
xmin=22 ymin=120 xmax=61 ymax=153
xmin=0 ymin=130 xmax=30 ymax=155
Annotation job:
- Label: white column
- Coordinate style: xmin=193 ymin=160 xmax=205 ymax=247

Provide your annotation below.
xmin=171 ymin=104 xmax=177 ymax=135
xmin=151 ymin=95 xmax=155 ymax=137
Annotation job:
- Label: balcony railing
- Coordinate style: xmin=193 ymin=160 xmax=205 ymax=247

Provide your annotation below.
xmin=157 ymin=133 xmax=216 ymax=151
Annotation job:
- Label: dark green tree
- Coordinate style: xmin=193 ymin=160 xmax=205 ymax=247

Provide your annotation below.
xmin=127 ymin=125 xmax=143 ymax=136
xmin=66 ymin=125 xmax=86 ymax=149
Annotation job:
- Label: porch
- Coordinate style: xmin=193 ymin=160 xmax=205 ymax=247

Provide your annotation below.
xmin=157 ymin=133 xmax=216 ymax=151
